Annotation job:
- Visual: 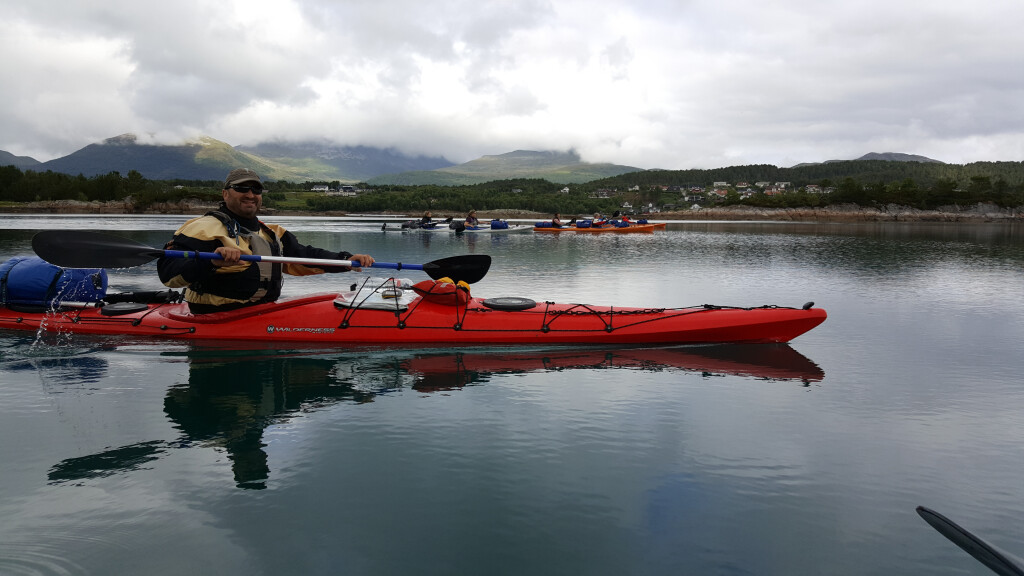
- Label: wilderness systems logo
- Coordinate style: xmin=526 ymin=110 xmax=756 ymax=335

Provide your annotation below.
xmin=266 ymin=325 xmax=337 ymax=335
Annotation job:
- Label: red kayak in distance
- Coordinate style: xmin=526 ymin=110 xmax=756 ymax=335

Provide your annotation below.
xmin=534 ymin=222 xmax=666 ymax=233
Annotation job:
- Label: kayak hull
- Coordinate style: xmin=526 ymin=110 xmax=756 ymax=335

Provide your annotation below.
xmin=1 ymin=293 xmax=826 ymax=346
xmin=383 ymin=225 xmax=452 ymax=232
xmin=460 ymin=225 xmax=533 ymax=234
xmin=534 ymin=223 xmax=664 ymax=233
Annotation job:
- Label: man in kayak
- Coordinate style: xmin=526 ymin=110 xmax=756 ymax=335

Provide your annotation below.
xmin=551 ymin=213 xmax=564 ymax=228
xmin=158 ymin=168 xmax=374 ymax=313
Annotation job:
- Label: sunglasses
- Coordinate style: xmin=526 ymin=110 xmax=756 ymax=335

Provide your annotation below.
xmin=227 ymin=184 xmax=264 ymax=195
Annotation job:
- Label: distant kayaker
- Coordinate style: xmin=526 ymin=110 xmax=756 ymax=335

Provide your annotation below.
xmin=465 ymin=210 xmax=480 ymax=227
xmin=593 ymin=212 xmax=607 ymax=226
xmin=420 ymin=211 xmax=434 ymax=227
xmin=158 ymin=168 xmax=374 ymax=314
xmin=552 ymin=213 xmax=564 ymax=228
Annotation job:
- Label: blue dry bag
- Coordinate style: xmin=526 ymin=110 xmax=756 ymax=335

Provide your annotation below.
xmin=0 ymin=256 xmax=107 ymax=309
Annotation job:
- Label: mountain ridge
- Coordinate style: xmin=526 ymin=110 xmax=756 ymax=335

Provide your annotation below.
xmin=368 ymin=149 xmax=644 ymax=185
xmin=790 ymin=152 xmax=943 ymax=168
xmin=0 ymin=149 xmax=43 ymax=170
xmin=0 ymin=134 xmax=946 ymax=184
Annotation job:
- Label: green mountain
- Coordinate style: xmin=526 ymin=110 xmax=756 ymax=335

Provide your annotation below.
xmin=7 ymin=136 xmax=963 ymax=187
xmin=792 ymin=152 xmax=944 ymax=168
xmin=237 ymin=142 xmax=453 ymax=182
xmin=591 ymin=159 xmax=1024 ymax=190
xmin=30 ymin=134 xmax=452 ymax=183
xmin=855 ymin=152 xmax=943 ymax=163
xmin=0 ymin=150 xmax=41 ymax=170
xmin=37 ymin=135 xmax=264 ymax=181
xmin=31 ymin=137 xmax=641 ymax=185
xmin=368 ymin=150 xmax=644 ymax=185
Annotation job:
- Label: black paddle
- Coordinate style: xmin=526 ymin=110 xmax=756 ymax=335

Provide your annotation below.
xmin=917 ymin=506 xmax=1024 ymax=576
xmin=32 ymin=230 xmax=491 ymax=284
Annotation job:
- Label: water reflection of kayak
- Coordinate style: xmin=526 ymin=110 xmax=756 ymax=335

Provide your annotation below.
xmin=39 ymin=343 xmax=822 ymax=490
xmin=401 ymin=344 xmax=824 ymax=389
xmin=43 ymin=351 xmax=372 ymax=491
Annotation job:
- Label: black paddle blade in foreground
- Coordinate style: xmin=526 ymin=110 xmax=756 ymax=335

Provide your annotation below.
xmin=423 ymin=254 xmax=491 ymax=284
xmin=33 ymin=230 xmax=164 ymax=269
xmin=917 ymin=506 xmax=1024 ymax=576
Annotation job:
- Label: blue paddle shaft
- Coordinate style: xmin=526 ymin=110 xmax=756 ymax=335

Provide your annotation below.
xmin=162 ymin=250 xmax=423 ymax=271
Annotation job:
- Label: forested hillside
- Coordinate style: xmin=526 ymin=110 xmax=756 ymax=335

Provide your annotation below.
xmin=590 ymin=160 xmax=1024 ymax=189
xmin=1 ymin=160 xmax=1021 ymax=215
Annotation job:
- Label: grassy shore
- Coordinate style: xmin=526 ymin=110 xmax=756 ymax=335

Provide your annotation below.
xmin=1 ymin=199 xmax=1021 ymax=223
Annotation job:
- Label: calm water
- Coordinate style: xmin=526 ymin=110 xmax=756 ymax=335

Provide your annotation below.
xmin=1 ymin=215 xmax=1022 ymax=575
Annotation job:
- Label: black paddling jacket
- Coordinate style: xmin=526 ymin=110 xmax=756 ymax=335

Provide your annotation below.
xmin=158 ymin=208 xmax=353 ymax=311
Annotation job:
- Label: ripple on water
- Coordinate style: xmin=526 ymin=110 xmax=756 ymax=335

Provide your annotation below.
xmin=0 ymin=533 xmax=130 ymax=576
xmin=0 ymin=345 xmax=111 ymax=390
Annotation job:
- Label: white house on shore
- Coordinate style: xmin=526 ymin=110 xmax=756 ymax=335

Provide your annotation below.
xmin=326 ymin=185 xmax=358 ymax=196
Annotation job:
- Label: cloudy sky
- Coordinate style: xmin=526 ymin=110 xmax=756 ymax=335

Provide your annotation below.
xmin=2 ymin=0 xmax=1022 ymax=169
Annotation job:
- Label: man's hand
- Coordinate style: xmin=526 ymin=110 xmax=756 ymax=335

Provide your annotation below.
xmin=347 ymin=254 xmax=375 ymax=271
xmin=212 ymin=246 xmax=243 ymax=267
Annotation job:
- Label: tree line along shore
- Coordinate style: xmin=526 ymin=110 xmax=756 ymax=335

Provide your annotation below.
xmin=1 ymin=162 xmax=1022 ymax=222
xmin=1 ymin=198 xmax=1020 ymax=223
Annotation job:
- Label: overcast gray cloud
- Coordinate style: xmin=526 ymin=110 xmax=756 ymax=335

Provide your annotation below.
xmin=1 ymin=0 xmax=1022 ymax=168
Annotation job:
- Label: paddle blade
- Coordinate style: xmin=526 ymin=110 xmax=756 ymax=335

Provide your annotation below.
xmin=422 ymin=254 xmax=491 ymax=284
xmin=32 ymin=230 xmax=165 ymax=269
xmin=917 ymin=506 xmax=1024 ymax=576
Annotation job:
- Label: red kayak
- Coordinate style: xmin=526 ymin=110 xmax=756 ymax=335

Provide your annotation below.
xmin=534 ymin=222 xmax=664 ymax=233
xmin=0 ymin=285 xmax=826 ymax=346
xmin=3 ymin=231 xmax=826 ymax=347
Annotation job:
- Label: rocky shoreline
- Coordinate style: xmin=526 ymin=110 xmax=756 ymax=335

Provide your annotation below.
xmin=2 ymin=199 xmax=1021 ymax=223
